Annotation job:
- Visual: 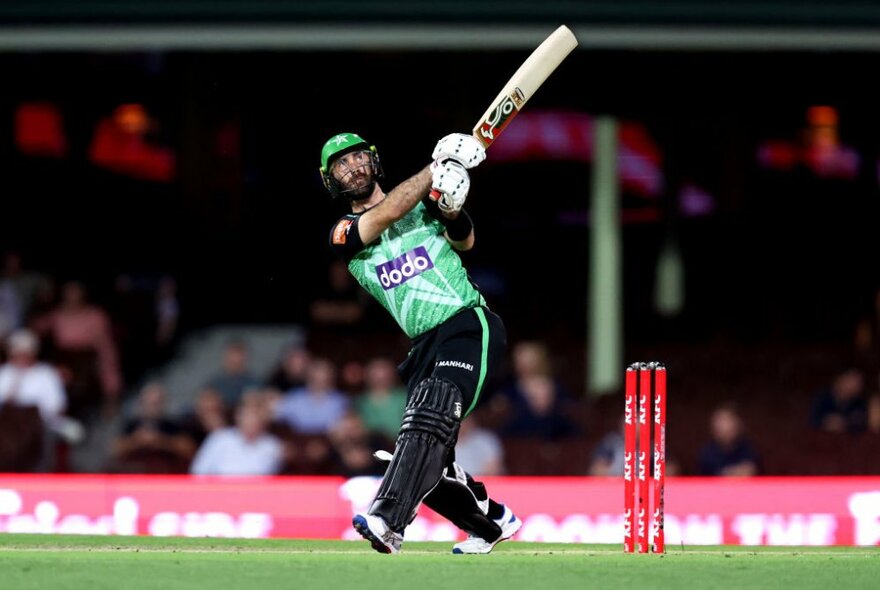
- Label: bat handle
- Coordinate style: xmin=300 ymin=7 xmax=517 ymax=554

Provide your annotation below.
xmin=429 ymin=189 xmax=442 ymax=201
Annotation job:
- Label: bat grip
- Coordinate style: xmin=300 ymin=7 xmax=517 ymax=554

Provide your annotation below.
xmin=429 ymin=189 xmax=442 ymax=201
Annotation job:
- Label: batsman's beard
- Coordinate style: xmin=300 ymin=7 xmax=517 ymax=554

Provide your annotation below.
xmin=341 ymin=170 xmax=374 ymax=201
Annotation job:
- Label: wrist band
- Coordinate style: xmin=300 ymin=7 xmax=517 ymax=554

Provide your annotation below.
xmin=421 ymin=196 xmax=473 ymax=240
xmin=444 ymin=210 xmax=473 ymax=241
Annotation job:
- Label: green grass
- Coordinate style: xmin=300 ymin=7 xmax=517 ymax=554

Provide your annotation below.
xmin=0 ymin=534 xmax=877 ymax=590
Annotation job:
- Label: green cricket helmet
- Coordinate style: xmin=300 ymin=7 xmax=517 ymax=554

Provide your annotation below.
xmin=319 ymin=132 xmax=384 ymax=200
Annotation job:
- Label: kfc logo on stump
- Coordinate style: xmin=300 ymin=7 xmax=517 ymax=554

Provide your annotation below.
xmin=376 ymin=247 xmax=434 ymax=289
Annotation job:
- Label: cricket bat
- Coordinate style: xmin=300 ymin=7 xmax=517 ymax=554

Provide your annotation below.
xmin=472 ymin=25 xmax=579 ymax=148
xmin=430 ymin=25 xmax=578 ymax=201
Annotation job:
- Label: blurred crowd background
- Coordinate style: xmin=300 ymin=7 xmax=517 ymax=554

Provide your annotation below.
xmin=3 ymin=2 xmax=880 ymax=478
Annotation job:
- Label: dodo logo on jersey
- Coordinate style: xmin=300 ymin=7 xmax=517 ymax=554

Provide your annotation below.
xmin=376 ymin=247 xmax=434 ymax=290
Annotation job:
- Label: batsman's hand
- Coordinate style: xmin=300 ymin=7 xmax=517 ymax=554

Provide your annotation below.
xmin=430 ymin=159 xmax=470 ymax=214
xmin=432 ymin=133 xmax=486 ymax=169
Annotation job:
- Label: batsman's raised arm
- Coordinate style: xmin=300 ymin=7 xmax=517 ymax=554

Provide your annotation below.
xmin=356 ymin=165 xmax=433 ymax=245
xmin=320 ymin=132 xmax=483 ymax=248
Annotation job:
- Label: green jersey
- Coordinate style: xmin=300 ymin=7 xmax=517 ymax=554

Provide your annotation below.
xmin=329 ymin=202 xmax=485 ymax=338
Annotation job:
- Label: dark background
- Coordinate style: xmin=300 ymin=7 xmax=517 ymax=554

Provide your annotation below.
xmin=4 ymin=48 xmax=879 ymax=343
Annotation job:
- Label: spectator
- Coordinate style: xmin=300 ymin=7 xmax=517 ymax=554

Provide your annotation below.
xmin=177 ymin=387 xmax=229 ymax=447
xmin=354 ymin=356 xmax=407 ymax=441
xmin=265 ymin=344 xmax=311 ymax=393
xmin=489 ymin=340 xmax=576 ymax=428
xmin=698 ymin=403 xmax=759 ymax=476
xmin=204 ymin=338 xmax=261 ymax=408
xmin=338 ymin=359 xmax=366 ymax=396
xmin=190 ymin=393 xmax=284 ymax=476
xmin=505 ymin=341 xmax=552 ymax=383
xmin=588 ymin=415 xmax=681 ymax=477
xmin=110 ymin=382 xmax=195 ymax=473
xmin=454 ymin=415 xmax=505 ymax=476
xmin=501 ymin=374 xmax=579 ymax=440
xmin=274 ymin=357 xmax=349 ymax=435
xmin=0 ymin=328 xmax=67 ymax=428
xmin=30 ymin=280 xmax=122 ymax=417
xmin=810 ymin=367 xmax=869 ymax=434
xmin=588 ymin=416 xmax=626 ymax=477
xmin=0 ymin=329 xmax=70 ymax=471
xmin=326 ymin=411 xmax=390 ymax=477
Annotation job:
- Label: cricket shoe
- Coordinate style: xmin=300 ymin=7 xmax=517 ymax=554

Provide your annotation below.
xmin=352 ymin=513 xmax=403 ymax=554
xmin=452 ymin=504 xmax=522 ymax=554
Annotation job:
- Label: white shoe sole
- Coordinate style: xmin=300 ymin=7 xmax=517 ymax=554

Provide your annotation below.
xmin=452 ymin=514 xmax=522 ymax=554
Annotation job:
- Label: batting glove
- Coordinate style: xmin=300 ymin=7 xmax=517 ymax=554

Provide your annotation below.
xmin=432 ymin=133 xmax=486 ymax=169
xmin=430 ymin=159 xmax=470 ymax=214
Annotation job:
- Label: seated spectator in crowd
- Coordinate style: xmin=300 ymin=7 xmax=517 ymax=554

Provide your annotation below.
xmin=110 ymin=382 xmax=195 ymax=473
xmin=588 ymin=415 xmax=681 ymax=477
xmin=454 ymin=415 xmax=505 ymax=476
xmin=338 ymin=359 xmax=366 ymax=396
xmin=203 ymin=338 xmax=261 ymax=408
xmin=354 ymin=356 xmax=406 ymax=441
xmin=274 ymin=357 xmax=349 ymax=435
xmin=810 ymin=367 xmax=869 ymax=434
xmin=0 ymin=328 xmax=67 ymax=430
xmin=31 ymin=280 xmax=122 ymax=417
xmin=588 ymin=416 xmax=626 ymax=477
xmin=698 ymin=403 xmax=759 ymax=476
xmin=503 ymin=341 xmax=566 ymax=391
xmin=501 ymin=374 xmax=579 ymax=440
xmin=178 ymin=387 xmax=229 ymax=447
xmin=266 ymin=344 xmax=311 ymax=393
xmin=0 ymin=329 xmax=71 ymax=471
xmin=190 ymin=393 xmax=283 ymax=476
xmin=488 ymin=340 xmax=576 ymax=428
xmin=326 ymin=411 xmax=390 ymax=477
